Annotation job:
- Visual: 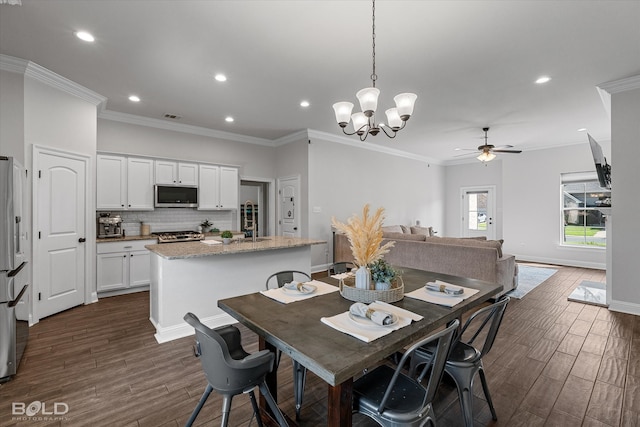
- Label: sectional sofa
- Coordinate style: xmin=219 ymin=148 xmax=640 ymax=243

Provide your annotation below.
xmin=333 ymin=226 xmax=518 ymax=298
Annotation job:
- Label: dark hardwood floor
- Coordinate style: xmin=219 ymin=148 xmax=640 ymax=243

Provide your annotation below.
xmin=1 ymin=264 xmax=638 ymax=426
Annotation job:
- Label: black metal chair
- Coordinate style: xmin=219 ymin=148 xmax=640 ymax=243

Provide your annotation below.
xmin=328 ymin=261 xmax=356 ymax=276
xmin=264 ymin=270 xmax=311 ymax=421
xmin=408 ymin=296 xmax=511 ymax=427
xmin=353 ymin=319 xmax=459 ymax=427
xmin=183 ymin=312 xmax=288 ymax=427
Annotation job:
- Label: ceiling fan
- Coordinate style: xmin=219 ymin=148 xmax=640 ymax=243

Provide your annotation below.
xmin=456 ymin=127 xmax=522 ymax=162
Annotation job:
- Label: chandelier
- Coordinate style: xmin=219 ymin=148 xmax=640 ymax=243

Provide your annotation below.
xmin=332 ymin=0 xmax=417 ymax=141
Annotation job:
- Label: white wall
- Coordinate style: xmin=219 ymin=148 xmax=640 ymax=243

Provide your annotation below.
xmin=444 ymin=159 xmax=503 ymax=238
xmin=609 ymin=83 xmax=640 ymax=314
xmin=308 ymin=135 xmax=445 ymax=269
xmin=0 ymin=69 xmax=24 ymax=161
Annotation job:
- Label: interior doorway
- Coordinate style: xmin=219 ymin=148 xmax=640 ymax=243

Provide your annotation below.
xmin=240 ymin=180 xmax=270 ymax=237
xmin=460 ymin=186 xmax=496 ymax=240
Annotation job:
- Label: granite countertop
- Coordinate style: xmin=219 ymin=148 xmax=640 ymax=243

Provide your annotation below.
xmin=97 ymin=235 xmax=157 ymax=243
xmin=145 ymin=236 xmax=326 ymax=260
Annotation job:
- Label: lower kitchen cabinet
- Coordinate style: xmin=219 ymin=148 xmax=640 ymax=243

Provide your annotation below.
xmin=97 ymin=239 xmax=155 ymax=294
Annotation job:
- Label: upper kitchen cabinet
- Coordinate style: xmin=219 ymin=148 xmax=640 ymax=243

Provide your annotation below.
xmin=198 ymin=165 xmax=238 ymax=210
xmin=155 ymin=161 xmax=198 ymax=185
xmin=97 ymin=154 xmax=154 ymax=210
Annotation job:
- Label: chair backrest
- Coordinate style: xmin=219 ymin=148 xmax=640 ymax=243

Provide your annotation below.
xmin=265 ymin=270 xmax=311 ymax=290
xmin=378 ymin=319 xmax=459 ymax=413
xmin=459 ymin=295 xmax=510 ymax=358
xmin=329 ymin=261 xmax=355 ymax=275
xmin=184 ymin=312 xmax=274 ymax=394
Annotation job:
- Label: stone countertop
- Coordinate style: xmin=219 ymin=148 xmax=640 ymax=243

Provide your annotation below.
xmin=97 ymin=235 xmax=157 ymax=243
xmin=146 ymin=236 xmax=326 ymax=260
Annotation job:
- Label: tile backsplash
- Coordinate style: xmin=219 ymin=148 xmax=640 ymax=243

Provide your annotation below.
xmin=98 ymin=209 xmax=238 ymax=236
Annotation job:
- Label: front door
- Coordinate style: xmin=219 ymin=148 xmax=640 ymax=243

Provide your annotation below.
xmin=461 ymin=186 xmax=496 ymax=240
xmin=278 ymin=176 xmax=300 ymax=237
xmin=35 ymin=148 xmax=87 ymax=319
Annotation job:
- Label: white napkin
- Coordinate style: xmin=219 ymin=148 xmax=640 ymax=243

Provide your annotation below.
xmin=426 ymin=280 xmax=464 ymax=295
xmin=321 ymin=301 xmax=422 ymax=342
xmin=284 ymin=280 xmax=313 ymax=293
xmin=406 ymin=284 xmax=479 ymax=307
xmin=260 ymin=280 xmax=339 ymax=304
xmin=349 ymin=302 xmax=393 ymax=325
xmin=200 ymin=239 xmax=222 ymax=245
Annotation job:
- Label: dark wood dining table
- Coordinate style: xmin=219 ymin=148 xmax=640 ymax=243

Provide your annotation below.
xmin=218 ymin=267 xmax=503 ymax=427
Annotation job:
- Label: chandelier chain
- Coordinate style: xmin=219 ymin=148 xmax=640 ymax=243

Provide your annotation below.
xmin=371 ymin=0 xmax=377 ymax=87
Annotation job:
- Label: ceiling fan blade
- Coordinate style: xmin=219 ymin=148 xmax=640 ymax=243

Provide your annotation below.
xmin=492 ymin=149 xmax=522 ymax=153
xmin=492 ymin=145 xmax=514 ymax=149
xmin=454 ymin=148 xmax=478 ymax=152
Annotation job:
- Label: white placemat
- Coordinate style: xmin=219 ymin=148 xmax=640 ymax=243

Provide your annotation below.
xmin=321 ymin=301 xmax=422 ymax=343
xmin=405 ymin=283 xmax=479 ymax=307
xmin=260 ymin=280 xmax=339 ymax=304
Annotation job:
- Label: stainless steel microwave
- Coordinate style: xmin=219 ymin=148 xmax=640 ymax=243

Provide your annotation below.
xmin=154 ymin=185 xmax=198 ymax=208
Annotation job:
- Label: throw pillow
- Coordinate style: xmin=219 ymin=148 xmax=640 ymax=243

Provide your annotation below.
xmin=382 ymin=232 xmax=426 ymax=241
xmin=400 ymin=225 xmax=410 ymax=234
xmin=382 ymin=225 xmax=404 ymax=234
xmin=410 ymin=226 xmax=434 ymax=237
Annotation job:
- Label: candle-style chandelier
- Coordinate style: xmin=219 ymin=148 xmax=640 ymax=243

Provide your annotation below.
xmin=332 ymin=0 xmax=417 ymax=141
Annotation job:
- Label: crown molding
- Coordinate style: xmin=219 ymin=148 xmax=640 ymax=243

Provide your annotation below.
xmin=597 ymin=75 xmax=640 ymax=94
xmin=0 ymin=54 xmax=106 ymax=106
xmin=98 ymin=109 xmax=274 ymax=146
xmin=306 ymin=129 xmax=442 ymax=165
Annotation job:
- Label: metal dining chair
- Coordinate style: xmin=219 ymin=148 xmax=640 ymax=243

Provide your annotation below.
xmin=183 ymin=312 xmax=288 ymax=427
xmin=328 ymin=261 xmax=355 ymax=276
xmin=264 ymin=270 xmax=311 ymax=421
xmin=353 ymin=319 xmax=459 ymax=427
xmin=408 ymin=296 xmax=511 ymax=427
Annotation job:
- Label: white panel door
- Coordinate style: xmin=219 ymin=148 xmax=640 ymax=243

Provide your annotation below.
xmin=278 ymin=176 xmax=300 ymax=237
xmin=36 ymin=151 xmax=86 ymax=319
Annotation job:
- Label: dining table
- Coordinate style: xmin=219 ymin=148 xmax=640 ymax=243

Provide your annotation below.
xmin=217 ymin=267 xmax=503 ymax=426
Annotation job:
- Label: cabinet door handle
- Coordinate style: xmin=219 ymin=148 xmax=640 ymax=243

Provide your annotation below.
xmin=78 ymin=237 xmax=86 ymax=243
xmin=123 ymin=255 xmax=127 ymax=258
xmin=130 ymin=254 xmax=133 ymax=257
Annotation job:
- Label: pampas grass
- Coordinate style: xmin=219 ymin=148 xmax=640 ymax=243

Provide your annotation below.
xmin=331 ymin=204 xmax=395 ymax=267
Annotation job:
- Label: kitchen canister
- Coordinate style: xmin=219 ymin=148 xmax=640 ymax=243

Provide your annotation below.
xmin=140 ymin=223 xmax=151 ymax=236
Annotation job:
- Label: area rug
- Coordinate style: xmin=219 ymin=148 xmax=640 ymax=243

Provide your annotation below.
xmin=507 ymin=265 xmax=558 ymax=299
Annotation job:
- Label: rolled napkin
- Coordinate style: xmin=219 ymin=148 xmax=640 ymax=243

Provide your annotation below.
xmin=349 ymin=302 xmax=394 ymax=326
xmin=284 ymin=281 xmax=311 ymax=293
xmin=426 ymin=280 xmax=464 ymax=295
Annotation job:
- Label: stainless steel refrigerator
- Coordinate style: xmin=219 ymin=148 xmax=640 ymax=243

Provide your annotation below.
xmin=0 ymin=156 xmax=29 ymax=382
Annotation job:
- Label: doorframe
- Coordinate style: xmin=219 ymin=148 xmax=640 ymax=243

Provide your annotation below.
xmin=32 ymin=145 xmax=94 ymax=324
xmin=239 ymin=175 xmax=275 ymax=236
xmin=459 ymin=185 xmax=496 ymax=240
xmin=276 ymin=175 xmax=301 ymax=237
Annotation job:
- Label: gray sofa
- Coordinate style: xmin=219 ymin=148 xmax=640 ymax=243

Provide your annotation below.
xmin=334 ymin=230 xmax=518 ymax=298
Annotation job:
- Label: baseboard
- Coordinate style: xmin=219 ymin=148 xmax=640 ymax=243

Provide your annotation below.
xmin=97 ymin=285 xmax=149 ymax=299
xmin=514 ymin=255 xmax=605 ymax=270
xmin=151 ymin=312 xmax=237 ymax=344
xmin=607 ymin=300 xmax=640 ymax=316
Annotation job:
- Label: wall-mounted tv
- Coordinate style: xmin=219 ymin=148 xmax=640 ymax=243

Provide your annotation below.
xmin=588 ymin=134 xmax=611 ymax=190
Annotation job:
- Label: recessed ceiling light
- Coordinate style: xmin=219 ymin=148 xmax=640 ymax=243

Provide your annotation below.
xmin=214 ymin=74 xmax=227 ymax=82
xmin=577 ymin=128 xmax=587 ymax=132
xmin=128 ymin=95 xmax=140 ymax=102
xmin=75 ymin=31 xmax=95 ymax=42
xmin=300 ymin=100 xmax=310 ymax=107
xmin=535 ymin=76 xmax=551 ymax=84
xmin=225 ymin=116 xmax=234 ymax=123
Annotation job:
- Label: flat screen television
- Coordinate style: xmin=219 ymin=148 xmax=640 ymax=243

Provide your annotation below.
xmin=588 ymin=133 xmax=611 ymax=190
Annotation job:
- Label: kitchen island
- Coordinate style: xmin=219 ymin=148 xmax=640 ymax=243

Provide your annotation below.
xmin=146 ymin=236 xmax=325 ymax=343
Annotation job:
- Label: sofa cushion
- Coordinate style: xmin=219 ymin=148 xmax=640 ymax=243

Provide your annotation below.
xmin=382 ymin=232 xmax=427 ymax=241
xmin=382 ymin=225 xmax=405 ymax=234
xmin=424 ymin=236 xmax=503 ymax=257
xmin=410 ymin=226 xmax=434 ymax=236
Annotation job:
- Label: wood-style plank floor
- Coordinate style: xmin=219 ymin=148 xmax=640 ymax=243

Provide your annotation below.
xmin=1 ymin=263 xmax=638 ymax=426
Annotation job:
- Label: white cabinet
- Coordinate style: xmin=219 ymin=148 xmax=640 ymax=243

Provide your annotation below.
xmin=97 ymin=240 xmax=155 ymax=293
xmin=198 ymin=165 xmax=238 ymax=210
xmin=155 ymin=161 xmax=198 ymax=185
xmin=97 ymin=155 xmax=154 ymax=210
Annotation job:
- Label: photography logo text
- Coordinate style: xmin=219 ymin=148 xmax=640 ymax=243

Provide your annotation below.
xmin=12 ymin=401 xmax=69 ymax=421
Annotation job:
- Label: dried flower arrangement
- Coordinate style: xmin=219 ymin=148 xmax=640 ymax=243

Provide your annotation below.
xmin=331 ymin=204 xmax=395 ymax=267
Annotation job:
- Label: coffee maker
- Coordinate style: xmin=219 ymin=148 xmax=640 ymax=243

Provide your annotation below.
xmin=98 ymin=213 xmax=123 ymax=238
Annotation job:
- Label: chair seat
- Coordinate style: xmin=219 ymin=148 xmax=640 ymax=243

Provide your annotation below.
xmin=415 ymin=341 xmax=481 ymax=368
xmin=354 ymin=365 xmax=427 ymax=417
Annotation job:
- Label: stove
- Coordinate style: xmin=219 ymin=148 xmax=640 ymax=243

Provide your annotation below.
xmin=153 ymin=230 xmax=204 ymax=243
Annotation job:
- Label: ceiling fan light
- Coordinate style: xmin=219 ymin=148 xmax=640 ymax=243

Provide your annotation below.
xmin=385 ymin=108 xmax=402 ymax=130
xmin=332 ymin=102 xmax=354 ymax=127
xmin=351 ymin=112 xmax=369 ymax=135
xmin=394 ymin=93 xmax=417 ymax=120
xmin=356 ymin=87 xmax=380 ymax=116
xmin=477 ymin=152 xmax=496 ymax=162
